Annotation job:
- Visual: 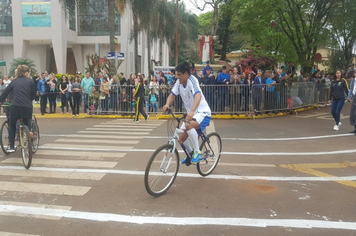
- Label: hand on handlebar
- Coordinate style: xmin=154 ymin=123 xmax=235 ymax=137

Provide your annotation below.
xmin=162 ymin=104 xmax=170 ymax=114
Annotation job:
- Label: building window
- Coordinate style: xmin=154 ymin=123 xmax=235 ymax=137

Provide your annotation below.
xmin=0 ymin=0 xmax=12 ymax=36
xmin=69 ymin=7 xmax=76 ymax=31
xmin=77 ymin=0 xmax=121 ymax=36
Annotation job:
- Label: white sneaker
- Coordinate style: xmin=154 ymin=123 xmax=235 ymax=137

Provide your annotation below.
xmin=133 ymin=120 xmax=139 ymax=123
xmin=338 ymin=122 xmax=342 ymax=127
xmin=7 ymin=148 xmax=15 ymax=153
xmin=333 ymin=125 xmax=339 ymax=131
xmin=145 ymin=115 xmax=150 ymax=122
xmin=72 ymin=115 xmax=74 ymax=117
xmin=67 ymin=112 xmax=69 ymax=115
xmin=76 ymin=114 xmax=79 ymax=117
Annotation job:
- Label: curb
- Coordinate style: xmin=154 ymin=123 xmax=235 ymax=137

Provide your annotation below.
xmin=33 ymin=105 xmax=322 ymax=119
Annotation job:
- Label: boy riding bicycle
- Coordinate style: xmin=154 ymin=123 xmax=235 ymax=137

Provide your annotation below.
xmin=163 ymin=62 xmax=211 ymax=164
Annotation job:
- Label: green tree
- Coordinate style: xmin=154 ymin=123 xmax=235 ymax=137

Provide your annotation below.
xmin=329 ymin=0 xmax=356 ymax=72
xmin=9 ymin=58 xmax=37 ymax=77
xmin=231 ymin=0 xmax=334 ymax=72
xmin=197 ymin=11 xmax=213 ymax=35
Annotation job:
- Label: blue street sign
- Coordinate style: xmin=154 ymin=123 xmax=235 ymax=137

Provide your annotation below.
xmin=107 ymin=52 xmax=125 ymax=60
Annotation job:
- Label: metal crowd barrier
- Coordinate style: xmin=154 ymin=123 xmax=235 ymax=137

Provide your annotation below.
xmin=80 ymin=82 xmax=322 ymax=115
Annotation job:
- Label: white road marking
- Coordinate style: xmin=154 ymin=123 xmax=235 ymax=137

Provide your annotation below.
xmin=41 ymin=143 xmax=133 ymax=150
xmin=34 ymin=150 xmax=125 ymax=159
xmin=144 ymin=133 xmax=355 ymax=141
xmin=0 ymin=181 xmax=90 ymax=196
xmin=55 ymin=139 xmax=139 ymax=145
xmin=86 ymin=128 xmax=153 ymax=132
xmin=105 ymin=122 xmax=164 ymax=126
xmin=1 ymin=158 xmax=118 ymax=168
xmin=1 ymin=205 xmax=356 ymax=230
xmin=0 ymin=201 xmax=71 ymax=221
xmin=41 ymin=134 xmax=145 ymax=140
xmin=0 ymin=169 xmax=105 ymax=180
xmin=37 ymin=146 xmax=356 ymax=155
xmin=294 ymin=112 xmax=328 ymax=118
xmin=1 ymin=166 xmax=355 ymax=182
xmin=0 ymin=231 xmax=42 ymax=236
xmin=316 ymin=114 xmax=350 ymax=120
xmin=77 ymin=131 xmax=149 ymax=135
xmin=93 ymin=125 xmax=160 ymax=129
xmin=217 ymin=163 xmax=276 ymax=168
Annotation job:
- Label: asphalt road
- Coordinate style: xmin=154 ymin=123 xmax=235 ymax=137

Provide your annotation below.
xmin=0 ymin=103 xmax=355 ymax=236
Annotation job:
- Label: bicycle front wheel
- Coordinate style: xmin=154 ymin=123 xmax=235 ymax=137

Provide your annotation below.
xmin=144 ymin=144 xmax=179 ymax=197
xmin=197 ymin=132 xmax=222 ymax=176
xmin=31 ymin=120 xmax=40 ymax=153
xmin=0 ymin=121 xmax=10 ymax=155
xmin=20 ymin=125 xmax=32 ymax=169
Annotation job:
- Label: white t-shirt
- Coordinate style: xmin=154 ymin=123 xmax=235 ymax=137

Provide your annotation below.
xmin=3 ymin=79 xmax=11 ymax=87
xmin=171 ymin=75 xmax=211 ymax=116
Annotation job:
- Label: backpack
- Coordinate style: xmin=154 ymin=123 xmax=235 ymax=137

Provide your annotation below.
xmin=50 ymin=82 xmax=56 ymax=92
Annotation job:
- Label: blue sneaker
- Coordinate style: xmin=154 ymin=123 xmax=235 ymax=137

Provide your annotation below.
xmin=191 ymin=151 xmax=201 ymax=164
xmin=181 ymin=151 xmax=193 ymax=164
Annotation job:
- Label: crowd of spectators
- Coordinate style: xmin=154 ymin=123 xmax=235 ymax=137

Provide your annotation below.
xmin=1 ymin=62 xmax=354 ymax=116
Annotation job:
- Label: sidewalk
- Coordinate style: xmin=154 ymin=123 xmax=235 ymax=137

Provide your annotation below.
xmin=32 ymin=102 xmax=320 ymax=119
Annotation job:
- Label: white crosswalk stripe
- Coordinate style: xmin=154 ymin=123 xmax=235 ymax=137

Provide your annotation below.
xmin=0 ymin=119 xmax=166 ymax=230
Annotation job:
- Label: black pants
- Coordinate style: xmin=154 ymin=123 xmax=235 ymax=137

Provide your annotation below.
xmin=134 ymin=97 xmax=147 ymax=121
xmin=40 ymin=94 xmax=47 ymax=114
xmin=73 ymin=92 xmax=81 ymax=115
xmin=48 ymin=93 xmax=57 ymax=113
xmin=9 ymin=106 xmax=32 ymax=149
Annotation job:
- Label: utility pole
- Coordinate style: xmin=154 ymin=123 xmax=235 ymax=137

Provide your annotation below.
xmin=175 ymin=0 xmax=180 ymax=66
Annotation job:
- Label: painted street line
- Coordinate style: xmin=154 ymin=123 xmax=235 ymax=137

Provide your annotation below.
xmin=2 ymin=166 xmax=356 ymax=182
xmin=0 ymin=201 xmax=71 ymax=221
xmin=77 ymin=131 xmax=150 ymax=135
xmin=41 ymin=134 xmax=144 ymax=140
xmin=34 ymin=150 xmax=125 ymax=159
xmin=37 ymin=146 xmax=356 ymax=156
xmin=293 ymin=112 xmax=328 ymax=118
xmin=0 ymin=168 xmax=105 ymax=180
xmin=105 ymin=121 xmax=164 ymax=125
xmin=1 ymin=158 xmax=118 ymax=168
xmin=41 ymin=133 xmax=355 ymax=141
xmin=0 ymin=181 xmax=91 ymax=196
xmin=0 ymin=231 xmax=42 ymax=236
xmin=1 ymin=205 xmax=356 ymax=230
xmin=281 ymin=162 xmax=356 ymax=188
xmin=93 ymin=125 xmax=160 ymax=129
xmin=41 ymin=143 xmax=133 ymax=151
xmin=216 ymin=163 xmax=276 ymax=168
xmin=55 ymin=139 xmax=139 ymax=145
xmin=144 ymin=133 xmax=355 ymax=141
xmin=86 ymin=128 xmax=153 ymax=132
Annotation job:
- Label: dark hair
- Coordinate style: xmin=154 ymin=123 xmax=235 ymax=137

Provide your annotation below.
xmin=103 ymin=76 xmax=108 ymax=82
xmin=191 ymin=62 xmax=195 ymax=69
xmin=41 ymin=73 xmax=45 ymax=76
xmin=222 ymin=66 xmax=227 ymax=70
xmin=175 ymin=62 xmax=191 ymax=75
xmin=170 ymin=69 xmax=175 ymax=74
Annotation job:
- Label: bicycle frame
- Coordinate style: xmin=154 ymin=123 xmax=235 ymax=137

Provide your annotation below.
xmin=167 ymin=109 xmax=215 ymax=164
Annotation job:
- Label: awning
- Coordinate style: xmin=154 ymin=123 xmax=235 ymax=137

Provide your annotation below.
xmin=0 ymin=61 xmax=5 ymax=66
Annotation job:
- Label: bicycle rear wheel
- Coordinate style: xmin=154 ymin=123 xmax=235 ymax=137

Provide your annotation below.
xmin=20 ymin=125 xmax=32 ymax=169
xmin=0 ymin=121 xmax=10 ymax=155
xmin=144 ymin=144 xmax=179 ymax=197
xmin=197 ymin=132 xmax=222 ymax=176
xmin=31 ymin=120 xmax=40 ymax=153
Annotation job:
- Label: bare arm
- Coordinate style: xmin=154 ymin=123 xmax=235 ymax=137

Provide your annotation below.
xmin=162 ymin=93 xmax=175 ymax=113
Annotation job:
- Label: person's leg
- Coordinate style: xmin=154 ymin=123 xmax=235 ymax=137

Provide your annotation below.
xmin=148 ymin=103 xmax=152 ymax=114
xmin=335 ymin=99 xmax=345 ymax=126
xmin=8 ymin=107 xmax=20 ymax=150
xmin=331 ymin=99 xmax=337 ymax=124
xmin=61 ymin=94 xmax=65 ymax=113
xmin=139 ymin=97 xmax=148 ymax=119
xmin=134 ymin=97 xmax=140 ymax=121
xmin=84 ymin=94 xmax=88 ymax=113
xmin=40 ymin=95 xmax=45 ymax=114
xmin=49 ymin=95 xmax=53 ymax=113
xmin=53 ymin=94 xmax=57 ymax=113
xmin=154 ymin=103 xmax=157 ymax=114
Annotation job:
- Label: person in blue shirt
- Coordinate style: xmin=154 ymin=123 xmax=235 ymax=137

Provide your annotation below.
xmin=217 ymin=66 xmax=230 ymax=113
xmin=265 ymin=70 xmax=276 ymax=111
xmin=253 ymin=70 xmax=265 ymax=112
xmin=81 ymin=72 xmax=96 ymax=113
xmin=37 ymin=72 xmax=47 ymax=115
xmin=203 ymin=61 xmax=213 ymax=76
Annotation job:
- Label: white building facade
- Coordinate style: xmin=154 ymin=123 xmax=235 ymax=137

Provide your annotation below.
xmin=0 ymin=0 xmax=169 ymax=77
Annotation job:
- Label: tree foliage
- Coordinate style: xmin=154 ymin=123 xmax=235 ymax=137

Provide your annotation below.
xmin=9 ymin=58 xmax=36 ymax=77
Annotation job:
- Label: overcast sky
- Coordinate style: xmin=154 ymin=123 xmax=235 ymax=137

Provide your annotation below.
xmin=181 ymin=0 xmax=214 ymax=15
